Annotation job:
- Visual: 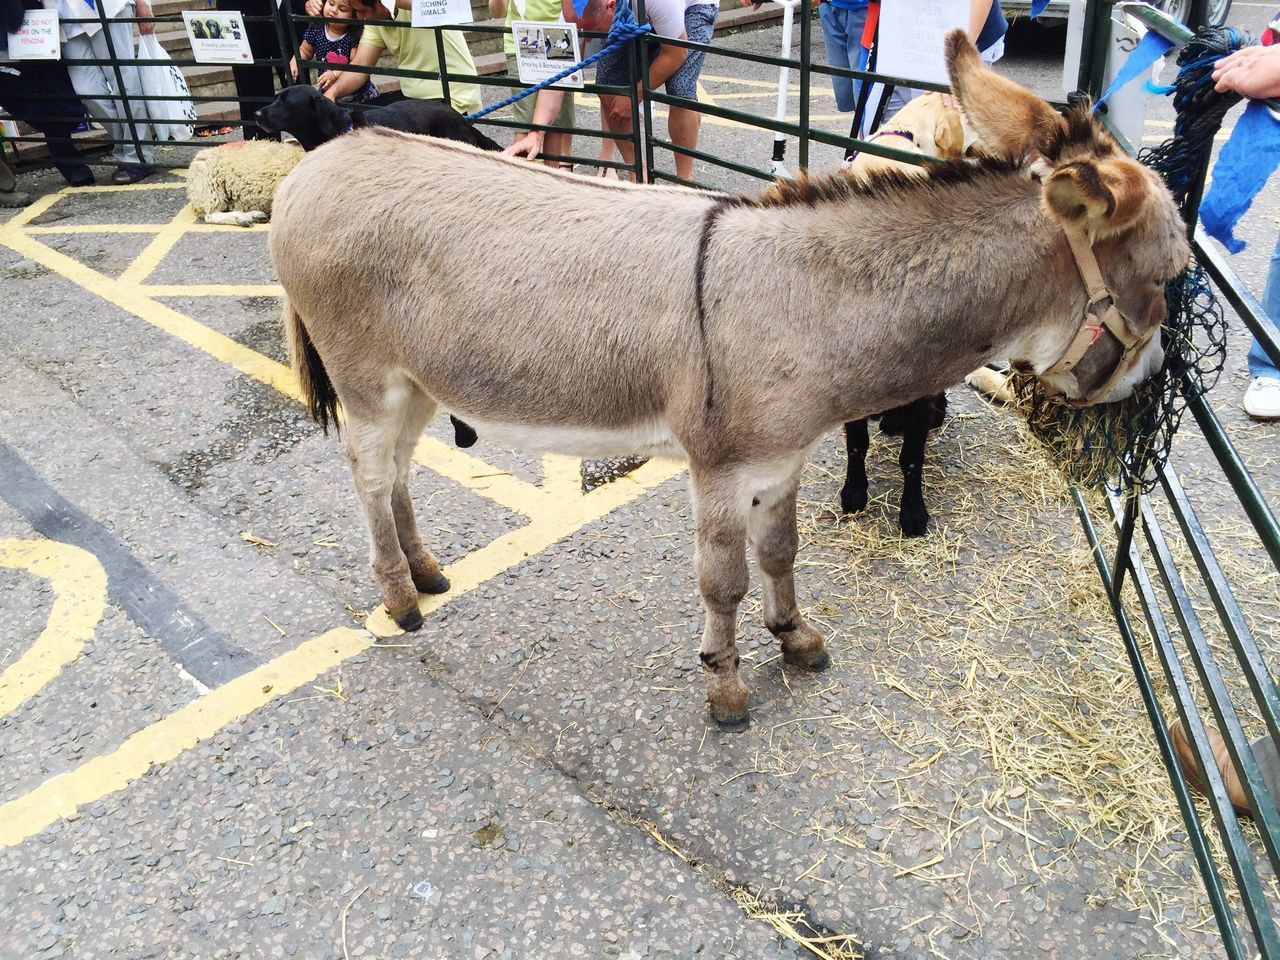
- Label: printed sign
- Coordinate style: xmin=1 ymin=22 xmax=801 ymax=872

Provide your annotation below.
xmin=410 ymin=0 xmax=472 ymax=28
xmin=182 ymin=11 xmax=253 ymax=64
xmin=875 ymin=0 xmax=970 ymax=86
xmin=512 ymin=21 xmax=583 ymax=89
xmin=6 ymin=10 xmax=61 ymax=61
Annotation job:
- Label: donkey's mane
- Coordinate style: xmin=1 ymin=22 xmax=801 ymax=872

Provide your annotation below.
xmin=749 ymin=155 xmax=1025 ymax=209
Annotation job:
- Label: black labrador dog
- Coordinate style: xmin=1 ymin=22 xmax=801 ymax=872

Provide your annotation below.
xmin=258 ymin=85 xmax=495 ymax=449
xmin=255 ymin=85 xmax=501 ymax=154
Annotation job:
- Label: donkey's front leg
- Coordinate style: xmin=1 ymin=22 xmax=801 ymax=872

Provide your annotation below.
xmin=751 ymin=473 xmax=830 ymax=672
xmin=690 ymin=469 xmax=752 ymax=729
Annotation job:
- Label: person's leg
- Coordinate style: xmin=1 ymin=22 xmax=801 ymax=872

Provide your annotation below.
xmin=665 ymin=3 xmax=716 ymax=183
xmin=224 ymin=0 xmax=281 ymax=140
xmin=64 ymin=34 xmax=125 ymax=146
xmin=818 ymin=3 xmax=855 ymax=112
xmin=24 ymin=64 xmax=95 ymax=185
xmin=1244 ymin=231 xmax=1280 ymax=419
xmin=1248 ymin=232 xmax=1280 ymax=380
xmin=103 ymin=8 xmax=155 ymax=167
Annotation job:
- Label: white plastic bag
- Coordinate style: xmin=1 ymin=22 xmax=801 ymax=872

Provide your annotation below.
xmin=137 ymin=33 xmax=196 ymax=142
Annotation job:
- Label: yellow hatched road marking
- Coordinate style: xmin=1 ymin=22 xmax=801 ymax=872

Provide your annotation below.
xmin=0 ymin=628 xmax=370 ymax=849
xmin=0 ymin=186 xmax=688 ymax=847
xmin=0 ymin=538 xmax=108 ymax=719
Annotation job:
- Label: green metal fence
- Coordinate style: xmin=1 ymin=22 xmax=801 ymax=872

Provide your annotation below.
xmin=3 ymin=1 xmax=1278 ymax=953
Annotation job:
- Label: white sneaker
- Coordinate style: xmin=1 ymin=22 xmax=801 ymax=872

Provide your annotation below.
xmin=1243 ymin=376 xmax=1280 ymax=421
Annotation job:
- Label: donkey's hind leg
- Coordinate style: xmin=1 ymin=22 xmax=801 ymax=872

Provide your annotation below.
xmin=689 ymin=466 xmax=752 ymax=729
xmin=751 ymin=471 xmax=830 ymax=672
xmin=391 ymin=385 xmax=450 ymax=598
xmin=344 ymin=380 xmax=422 ymax=631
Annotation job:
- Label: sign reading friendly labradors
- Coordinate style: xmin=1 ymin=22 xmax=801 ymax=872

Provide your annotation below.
xmin=6 ymin=10 xmax=60 ymax=60
xmin=182 ymin=10 xmax=253 ymax=64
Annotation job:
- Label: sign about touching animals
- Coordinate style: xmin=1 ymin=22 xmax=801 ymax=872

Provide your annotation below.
xmin=182 ymin=11 xmax=253 ymax=64
xmin=410 ymin=0 xmax=473 ymax=28
xmin=876 ymin=0 xmax=970 ymax=86
xmin=6 ymin=10 xmax=60 ymax=60
xmin=512 ymin=21 xmax=584 ymax=89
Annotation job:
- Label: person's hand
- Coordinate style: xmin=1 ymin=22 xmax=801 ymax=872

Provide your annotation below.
xmin=290 ymin=56 xmax=299 ymax=80
xmin=306 ymin=0 xmax=324 ymax=15
xmin=605 ymin=95 xmax=631 ymax=126
xmin=317 ymin=69 xmax=338 ymax=91
xmin=1213 ymin=44 xmax=1280 ymax=100
xmin=135 ymin=0 xmax=155 ymax=35
xmin=740 ymin=0 xmax=764 ymax=8
xmin=504 ymin=130 xmax=543 ymax=160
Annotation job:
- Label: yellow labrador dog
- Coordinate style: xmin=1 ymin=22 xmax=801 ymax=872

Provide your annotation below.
xmin=847 ymin=91 xmax=967 ymax=179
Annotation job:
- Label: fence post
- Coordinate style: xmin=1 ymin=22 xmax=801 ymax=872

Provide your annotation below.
xmin=797 ymin=0 xmax=809 ymax=171
xmin=274 ymin=0 xmax=302 ymax=86
xmin=434 ymin=27 xmax=453 ymax=110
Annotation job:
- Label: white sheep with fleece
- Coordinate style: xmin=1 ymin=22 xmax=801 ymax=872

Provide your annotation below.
xmin=186 ymin=140 xmax=304 ymax=227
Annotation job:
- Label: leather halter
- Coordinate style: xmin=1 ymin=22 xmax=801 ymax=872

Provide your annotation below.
xmin=1038 ymin=207 xmax=1157 ymax=405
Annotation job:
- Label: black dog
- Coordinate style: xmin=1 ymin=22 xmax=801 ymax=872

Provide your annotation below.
xmin=255 ymin=85 xmax=501 ymax=154
xmin=258 ymin=85 xmax=493 ymax=448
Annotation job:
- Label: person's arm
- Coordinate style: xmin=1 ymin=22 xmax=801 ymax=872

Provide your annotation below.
xmin=489 ymin=0 xmax=507 ymax=17
xmin=561 ymin=0 xmax=577 ymax=23
xmin=319 ymin=39 xmax=381 ymax=99
xmin=968 ymin=0 xmax=994 ymax=41
xmin=292 ymin=39 xmax=314 ymax=79
xmin=1214 ymin=44 xmax=1280 ymax=100
xmin=605 ymin=36 xmax=686 ymax=125
xmin=135 ymin=0 xmax=154 ymax=35
xmin=504 ymin=87 xmax=568 ymax=158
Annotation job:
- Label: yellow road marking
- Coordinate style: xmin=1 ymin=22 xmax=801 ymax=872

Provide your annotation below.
xmin=0 ymin=538 xmax=108 ymax=719
xmin=366 ymin=455 xmax=684 ymax=636
xmin=141 ymin=284 xmax=284 ymax=297
xmin=0 ymin=178 xmax=690 ymax=847
xmin=24 ymin=223 xmax=269 ymax=235
xmin=0 ymin=628 xmax=369 ymax=848
xmin=119 ymin=203 xmax=197 ymax=286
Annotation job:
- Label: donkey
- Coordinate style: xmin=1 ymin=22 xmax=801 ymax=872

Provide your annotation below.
xmin=269 ymin=33 xmax=1189 ymax=728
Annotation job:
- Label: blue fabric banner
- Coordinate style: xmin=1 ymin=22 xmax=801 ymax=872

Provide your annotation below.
xmin=1093 ymin=29 xmax=1175 ymax=111
xmin=1200 ymin=100 xmax=1280 ymax=253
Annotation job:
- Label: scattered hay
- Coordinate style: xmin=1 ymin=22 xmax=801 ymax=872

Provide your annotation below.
xmin=787 ymin=400 xmax=1278 ymax=950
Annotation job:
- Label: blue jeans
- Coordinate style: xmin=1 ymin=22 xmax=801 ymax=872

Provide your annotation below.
xmin=818 ymin=3 xmax=869 ymax=113
xmin=1248 ymin=230 xmax=1280 ymax=379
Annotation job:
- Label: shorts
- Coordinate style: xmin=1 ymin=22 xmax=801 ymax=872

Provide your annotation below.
xmin=505 ymin=54 xmax=576 ymax=129
xmin=594 ymin=3 xmax=716 ymax=100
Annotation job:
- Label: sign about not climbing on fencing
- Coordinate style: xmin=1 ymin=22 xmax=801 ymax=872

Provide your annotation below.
xmin=410 ymin=0 xmax=472 ymax=27
xmin=513 ymin=21 xmax=584 ymax=89
xmin=6 ymin=10 xmax=60 ymax=60
xmin=182 ymin=10 xmax=253 ymax=64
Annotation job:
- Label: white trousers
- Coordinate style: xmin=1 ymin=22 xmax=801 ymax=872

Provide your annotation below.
xmin=63 ymin=6 xmax=155 ymax=166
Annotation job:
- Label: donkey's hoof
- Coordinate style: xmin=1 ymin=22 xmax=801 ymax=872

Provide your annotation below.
xmin=710 ymin=705 xmax=751 ymax=730
xmin=839 ymin=487 xmax=868 ymax=514
xmin=415 ymin=572 xmax=451 ymax=595
xmin=783 ymin=648 xmax=831 ymax=672
xmin=899 ymin=505 xmax=929 ymax=538
xmin=391 ymin=605 xmax=424 ymax=632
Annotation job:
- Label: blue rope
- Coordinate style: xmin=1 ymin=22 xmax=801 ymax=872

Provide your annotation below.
xmin=466 ymin=5 xmax=653 ymax=122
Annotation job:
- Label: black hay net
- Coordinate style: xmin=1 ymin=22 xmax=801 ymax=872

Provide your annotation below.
xmin=1010 ymin=27 xmax=1250 ymax=495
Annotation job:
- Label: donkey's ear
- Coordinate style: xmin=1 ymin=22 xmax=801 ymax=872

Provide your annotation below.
xmin=945 ymin=29 xmax=1065 ymax=161
xmin=1043 ymin=156 xmax=1157 ymax=238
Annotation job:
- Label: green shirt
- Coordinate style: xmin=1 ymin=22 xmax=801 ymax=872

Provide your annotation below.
xmin=502 ymin=0 xmax=565 ymax=57
xmin=361 ymin=8 xmax=482 ymax=115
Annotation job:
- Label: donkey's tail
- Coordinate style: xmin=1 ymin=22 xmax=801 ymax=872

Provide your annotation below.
xmin=283 ymin=295 xmax=340 ymax=435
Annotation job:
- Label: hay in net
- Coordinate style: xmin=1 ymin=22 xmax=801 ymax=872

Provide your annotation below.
xmin=1008 ymin=258 xmax=1227 ymax=492
xmin=1005 ymin=27 xmax=1248 ymax=494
